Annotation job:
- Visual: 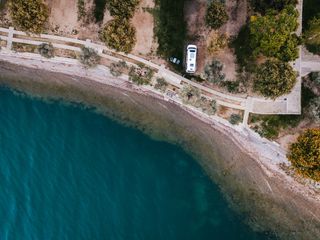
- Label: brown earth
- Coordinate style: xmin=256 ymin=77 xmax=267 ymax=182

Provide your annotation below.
xmin=184 ymin=0 xmax=248 ymax=80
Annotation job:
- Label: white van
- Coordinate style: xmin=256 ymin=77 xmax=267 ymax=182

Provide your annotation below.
xmin=186 ymin=45 xmax=197 ymax=73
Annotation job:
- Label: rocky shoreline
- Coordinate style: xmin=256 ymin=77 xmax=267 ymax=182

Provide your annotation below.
xmin=0 ymin=57 xmax=319 ymax=239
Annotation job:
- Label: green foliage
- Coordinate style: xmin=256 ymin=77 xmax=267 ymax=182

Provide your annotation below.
xmin=302 ymin=0 xmax=320 ymax=29
xmin=129 ymin=65 xmax=154 ymax=85
xmin=38 ymin=43 xmax=54 ymax=58
xmin=310 ymin=97 xmax=320 ymax=123
xmin=310 ymin=72 xmax=320 ymax=84
xmin=205 ymin=1 xmax=229 ymax=29
xmin=154 ymin=0 xmax=186 ymax=59
xmin=304 ymin=16 xmax=320 ymax=55
xmin=250 ymin=0 xmax=297 ymax=14
xmin=94 ymin=0 xmax=107 ymax=22
xmin=78 ymin=47 xmax=101 ymax=68
xmin=254 ymin=59 xmax=297 ymax=98
xmin=203 ymin=60 xmax=226 ymax=84
xmin=154 ymin=77 xmax=168 ymax=92
xmin=288 ymin=129 xmax=320 ymax=181
xmin=9 ymin=0 xmax=48 ymax=33
xmin=249 ymin=6 xmax=299 ymax=61
xmin=77 ymin=0 xmax=86 ymax=21
xmin=207 ymin=32 xmax=228 ymax=54
xmin=232 ymin=25 xmax=256 ymax=70
xmin=180 ymin=85 xmax=201 ymax=106
xmin=109 ymin=61 xmax=128 ymax=77
xmin=229 ymin=114 xmax=242 ymax=125
xmin=106 ymin=0 xmax=140 ymax=19
xmin=100 ymin=18 xmax=136 ymax=53
xmin=251 ymin=114 xmax=301 ymax=139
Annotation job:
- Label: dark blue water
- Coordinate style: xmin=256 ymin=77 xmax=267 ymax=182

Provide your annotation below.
xmin=0 ymin=87 xmax=271 ymax=240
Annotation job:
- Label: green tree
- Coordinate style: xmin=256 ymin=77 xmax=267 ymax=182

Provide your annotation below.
xmin=9 ymin=0 xmax=48 ymax=33
xmin=254 ymin=59 xmax=297 ymax=98
xmin=205 ymin=1 xmax=229 ymax=29
xmin=78 ymin=47 xmax=101 ymax=68
xmin=38 ymin=43 xmax=54 ymax=58
xmin=287 ymin=129 xmax=320 ymax=181
xmin=304 ymin=16 xmax=320 ymax=55
xmin=249 ymin=5 xmax=299 ymax=61
xmin=250 ymin=0 xmax=297 ymax=14
xmin=100 ymin=18 xmax=136 ymax=53
xmin=106 ymin=0 xmax=140 ymax=19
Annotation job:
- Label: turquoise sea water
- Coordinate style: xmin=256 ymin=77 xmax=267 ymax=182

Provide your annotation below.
xmin=0 ymin=87 xmax=273 ymax=240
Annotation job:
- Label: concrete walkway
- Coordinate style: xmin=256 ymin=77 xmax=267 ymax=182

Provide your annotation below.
xmin=0 ymin=22 xmax=304 ymax=123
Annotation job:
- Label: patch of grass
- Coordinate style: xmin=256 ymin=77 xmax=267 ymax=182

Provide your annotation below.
xmin=302 ymin=0 xmax=320 ymax=30
xmin=153 ymin=0 xmax=187 ymax=60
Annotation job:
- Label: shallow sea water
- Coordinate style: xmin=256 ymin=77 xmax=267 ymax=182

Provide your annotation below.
xmin=0 ymin=87 xmax=273 ymax=240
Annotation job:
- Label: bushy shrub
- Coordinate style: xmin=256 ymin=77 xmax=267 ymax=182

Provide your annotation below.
xmin=201 ymin=98 xmax=217 ymax=115
xmin=78 ymin=47 xmax=101 ymax=68
xmin=129 ymin=65 xmax=154 ymax=85
xmin=77 ymin=0 xmax=86 ymax=21
xmin=310 ymin=72 xmax=320 ymax=85
xmin=205 ymin=1 xmax=229 ymax=29
xmin=254 ymin=59 xmax=297 ymax=98
xmin=38 ymin=43 xmax=54 ymax=58
xmin=250 ymin=0 xmax=297 ymax=14
xmin=305 ymin=16 xmax=320 ymax=55
xmin=203 ymin=60 xmax=226 ymax=84
xmin=154 ymin=77 xmax=168 ymax=92
xmin=9 ymin=0 xmax=48 ymax=33
xmin=229 ymin=114 xmax=242 ymax=125
xmin=106 ymin=0 xmax=140 ymax=19
xmin=180 ymin=85 xmax=202 ymax=107
xmin=310 ymin=97 xmax=320 ymax=123
xmin=109 ymin=61 xmax=128 ymax=77
xmin=287 ymin=129 xmax=320 ymax=181
xmin=249 ymin=5 xmax=299 ymax=61
xmin=100 ymin=18 xmax=136 ymax=53
xmin=207 ymin=32 xmax=228 ymax=54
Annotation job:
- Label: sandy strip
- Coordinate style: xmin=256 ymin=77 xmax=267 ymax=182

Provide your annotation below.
xmin=0 ymin=52 xmax=319 ymax=239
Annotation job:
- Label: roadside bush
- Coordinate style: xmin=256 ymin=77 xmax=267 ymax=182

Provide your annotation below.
xmin=9 ymin=0 xmax=48 ymax=33
xmin=205 ymin=1 xmax=228 ymax=29
xmin=106 ymin=0 xmax=140 ymax=19
xmin=180 ymin=85 xmax=202 ymax=107
xmin=77 ymin=0 xmax=86 ymax=21
xmin=154 ymin=77 xmax=168 ymax=92
xmin=250 ymin=0 xmax=297 ymax=14
xmin=207 ymin=32 xmax=228 ymax=54
xmin=310 ymin=72 xmax=320 ymax=85
xmin=109 ymin=61 xmax=128 ymax=77
xmin=78 ymin=46 xmax=101 ymax=68
xmin=254 ymin=59 xmax=297 ymax=98
xmin=251 ymin=114 xmax=301 ymax=139
xmin=249 ymin=5 xmax=299 ymax=61
xmin=304 ymin=16 xmax=320 ymax=55
xmin=201 ymin=98 xmax=217 ymax=115
xmin=287 ymin=129 xmax=320 ymax=181
xmin=38 ymin=43 xmax=54 ymax=58
xmin=203 ymin=60 xmax=226 ymax=84
xmin=229 ymin=114 xmax=242 ymax=125
xmin=129 ymin=65 xmax=154 ymax=85
xmin=100 ymin=18 xmax=136 ymax=53
xmin=310 ymin=97 xmax=320 ymax=122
